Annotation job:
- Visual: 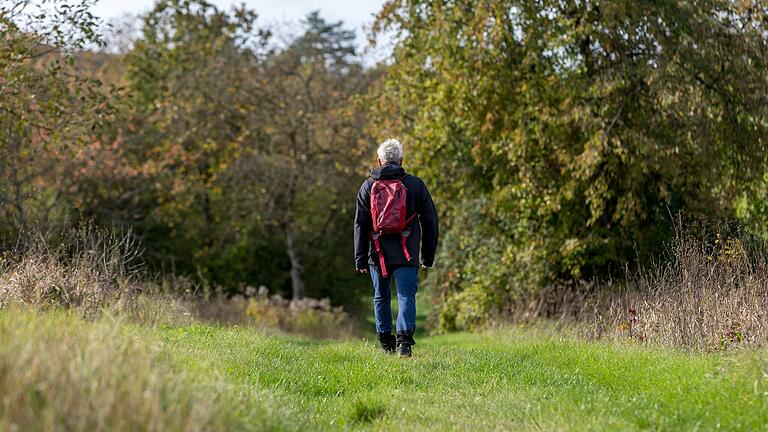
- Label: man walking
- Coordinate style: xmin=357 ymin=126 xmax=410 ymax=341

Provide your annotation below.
xmin=354 ymin=139 xmax=439 ymax=357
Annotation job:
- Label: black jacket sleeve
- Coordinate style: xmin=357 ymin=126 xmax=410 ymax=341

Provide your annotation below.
xmin=418 ymin=181 xmax=439 ymax=267
xmin=354 ymin=179 xmax=372 ymax=269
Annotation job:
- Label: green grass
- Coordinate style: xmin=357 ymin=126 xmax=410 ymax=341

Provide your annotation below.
xmin=2 ymin=310 xmax=767 ymax=431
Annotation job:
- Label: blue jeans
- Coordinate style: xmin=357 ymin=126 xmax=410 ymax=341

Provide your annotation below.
xmin=370 ymin=265 xmax=418 ymax=335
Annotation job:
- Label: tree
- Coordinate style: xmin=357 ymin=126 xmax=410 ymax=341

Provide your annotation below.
xmin=116 ymin=4 xmax=374 ymax=304
xmin=0 ymin=0 xmax=108 ymax=243
xmin=373 ymin=0 xmax=768 ymax=330
xmin=118 ymin=0 xmax=270 ymax=282
xmin=245 ymin=11 xmax=373 ymax=299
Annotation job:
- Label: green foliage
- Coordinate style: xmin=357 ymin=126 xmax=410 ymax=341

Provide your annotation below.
xmin=103 ymin=2 xmax=375 ymax=305
xmin=6 ymin=0 xmax=768 ymax=325
xmin=1 ymin=1 xmax=377 ymax=309
xmin=0 ymin=1 xmax=110 ymax=240
xmin=373 ymin=0 xmax=768 ymax=329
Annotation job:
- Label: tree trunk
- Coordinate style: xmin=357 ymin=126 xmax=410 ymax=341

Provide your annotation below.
xmin=199 ymin=161 xmax=215 ymax=250
xmin=10 ymin=158 xmax=26 ymax=242
xmin=285 ymin=227 xmax=306 ymax=300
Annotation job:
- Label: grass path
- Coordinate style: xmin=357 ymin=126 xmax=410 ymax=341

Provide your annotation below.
xmin=159 ymin=324 xmax=767 ymax=431
xmin=2 ymin=310 xmax=767 ymax=431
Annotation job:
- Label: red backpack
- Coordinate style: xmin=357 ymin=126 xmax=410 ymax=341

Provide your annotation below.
xmin=370 ymin=177 xmax=416 ymax=278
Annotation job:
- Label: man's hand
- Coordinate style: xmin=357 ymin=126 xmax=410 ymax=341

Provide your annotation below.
xmin=420 ymin=264 xmax=430 ymax=272
xmin=356 ymin=268 xmax=368 ymax=274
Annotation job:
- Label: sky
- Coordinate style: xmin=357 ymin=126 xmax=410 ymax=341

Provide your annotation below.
xmin=91 ymin=0 xmax=392 ymax=62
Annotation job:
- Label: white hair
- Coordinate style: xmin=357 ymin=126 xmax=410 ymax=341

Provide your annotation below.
xmin=377 ymin=139 xmax=403 ymax=164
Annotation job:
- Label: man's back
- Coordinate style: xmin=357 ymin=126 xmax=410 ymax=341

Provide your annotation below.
xmin=354 ymin=162 xmax=438 ymax=272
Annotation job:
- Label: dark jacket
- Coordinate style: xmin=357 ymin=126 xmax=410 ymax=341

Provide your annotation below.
xmin=354 ymin=163 xmax=439 ymax=270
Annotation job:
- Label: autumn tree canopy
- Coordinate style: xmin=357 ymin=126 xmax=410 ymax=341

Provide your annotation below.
xmin=372 ymin=0 xmax=768 ymax=329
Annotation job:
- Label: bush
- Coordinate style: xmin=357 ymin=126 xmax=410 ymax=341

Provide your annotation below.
xmin=245 ymin=286 xmax=356 ymax=339
xmin=426 ymin=197 xmax=548 ymax=332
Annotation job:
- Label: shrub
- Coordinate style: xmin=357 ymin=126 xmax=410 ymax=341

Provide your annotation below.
xmin=245 ymin=286 xmax=356 ymax=339
xmin=0 ymin=228 xmax=202 ymax=326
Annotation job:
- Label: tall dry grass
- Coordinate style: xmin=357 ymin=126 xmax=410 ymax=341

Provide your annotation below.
xmin=0 ymin=227 xmax=356 ymax=336
xmin=0 ymin=228 xmax=193 ymax=324
xmin=2 ymin=228 xmax=138 ymax=313
xmin=592 ymin=229 xmax=768 ymax=349
xmin=513 ymin=226 xmax=768 ymax=350
xmin=0 ymin=309 xmax=286 ymax=431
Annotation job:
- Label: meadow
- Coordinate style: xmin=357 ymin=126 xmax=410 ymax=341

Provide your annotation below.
xmin=2 ymin=309 xmax=766 ymax=431
xmin=3 ymin=1 xmax=768 ymax=430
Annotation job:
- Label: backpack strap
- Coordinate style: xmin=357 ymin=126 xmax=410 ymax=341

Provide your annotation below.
xmin=400 ymin=214 xmax=417 ymax=262
xmin=400 ymin=237 xmax=411 ymax=262
xmin=371 ymin=232 xmax=389 ymax=278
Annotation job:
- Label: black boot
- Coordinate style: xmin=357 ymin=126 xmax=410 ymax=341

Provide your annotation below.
xmin=378 ymin=332 xmax=396 ymax=354
xmin=396 ymin=332 xmax=415 ymax=357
